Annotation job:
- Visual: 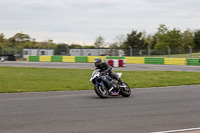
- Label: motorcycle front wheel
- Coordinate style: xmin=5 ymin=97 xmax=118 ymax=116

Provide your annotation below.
xmin=94 ymin=84 xmax=109 ymax=98
xmin=120 ymin=82 xmax=131 ymax=97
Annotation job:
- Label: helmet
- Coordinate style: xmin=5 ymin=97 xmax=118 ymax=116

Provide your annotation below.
xmin=94 ymin=58 xmax=102 ymax=67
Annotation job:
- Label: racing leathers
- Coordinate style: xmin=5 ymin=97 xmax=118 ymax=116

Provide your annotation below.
xmin=95 ymin=62 xmax=123 ymax=85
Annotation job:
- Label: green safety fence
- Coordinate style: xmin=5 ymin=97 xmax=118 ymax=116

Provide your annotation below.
xmin=51 ymin=56 xmax=63 ymax=62
xmin=29 ymin=56 xmax=39 ymax=61
xmin=187 ymin=58 xmax=200 ymax=66
xmin=106 ymin=56 xmax=125 ymax=59
xmin=75 ymin=56 xmax=87 ymax=63
xmin=145 ymin=57 xmax=164 ymax=65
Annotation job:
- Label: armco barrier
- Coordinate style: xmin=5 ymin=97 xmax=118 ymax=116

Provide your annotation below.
xmin=75 ymin=56 xmax=87 ymax=63
xmin=106 ymin=59 xmax=126 ymax=67
xmin=51 ymin=56 xmax=62 ymax=62
xmin=26 ymin=55 xmax=29 ymax=61
xmin=27 ymin=56 xmax=199 ymax=66
xmin=108 ymin=59 xmax=119 ymax=67
xmin=108 ymin=59 xmax=114 ymax=67
xmin=119 ymin=59 xmax=124 ymax=67
xmin=106 ymin=56 xmax=125 ymax=59
xmin=187 ymin=58 xmax=200 ymax=65
xmin=125 ymin=57 xmax=145 ymax=64
xmin=113 ymin=59 xmax=119 ymax=67
xmin=87 ymin=56 xmax=106 ymax=63
xmin=145 ymin=57 xmax=164 ymax=64
xmin=62 ymin=56 xmax=75 ymax=62
xmin=39 ymin=56 xmax=51 ymax=62
xmin=164 ymin=58 xmax=186 ymax=65
xmin=29 ymin=56 xmax=39 ymax=62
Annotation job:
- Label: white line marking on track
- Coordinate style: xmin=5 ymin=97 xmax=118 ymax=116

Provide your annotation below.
xmin=151 ymin=127 xmax=200 ymax=133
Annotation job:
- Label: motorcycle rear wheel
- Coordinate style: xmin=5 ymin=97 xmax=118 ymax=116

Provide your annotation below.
xmin=94 ymin=84 xmax=109 ymax=98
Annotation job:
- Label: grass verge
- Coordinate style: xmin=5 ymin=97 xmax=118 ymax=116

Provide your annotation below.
xmin=0 ymin=66 xmax=200 ymax=93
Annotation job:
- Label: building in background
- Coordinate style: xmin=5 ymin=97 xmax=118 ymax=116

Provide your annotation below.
xmin=23 ymin=48 xmax=54 ymax=58
xmin=69 ymin=49 xmax=124 ymax=56
xmin=69 ymin=49 xmax=106 ymax=56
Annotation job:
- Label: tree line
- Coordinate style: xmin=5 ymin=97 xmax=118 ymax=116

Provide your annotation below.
xmin=1 ymin=24 xmax=200 ymax=52
xmin=95 ymin=24 xmax=200 ymax=51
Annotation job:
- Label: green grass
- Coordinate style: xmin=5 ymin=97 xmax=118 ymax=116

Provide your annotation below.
xmin=0 ymin=66 xmax=200 ymax=93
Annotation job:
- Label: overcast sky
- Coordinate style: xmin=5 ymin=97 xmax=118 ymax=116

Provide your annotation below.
xmin=0 ymin=0 xmax=200 ymax=45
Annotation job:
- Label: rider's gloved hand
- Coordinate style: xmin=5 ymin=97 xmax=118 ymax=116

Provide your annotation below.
xmin=100 ymin=72 xmax=106 ymax=76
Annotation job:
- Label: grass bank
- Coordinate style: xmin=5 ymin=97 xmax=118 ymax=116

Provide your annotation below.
xmin=0 ymin=66 xmax=200 ymax=93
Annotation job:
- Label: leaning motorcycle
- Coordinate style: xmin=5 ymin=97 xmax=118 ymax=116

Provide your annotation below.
xmin=90 ymin=69 xmax=131 ymax=98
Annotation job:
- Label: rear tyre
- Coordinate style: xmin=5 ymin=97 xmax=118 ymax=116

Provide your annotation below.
xmin=120 ymin=82 xmax=131 ymax=97
xmin=94 ymin=84 xmax=109 ymax=98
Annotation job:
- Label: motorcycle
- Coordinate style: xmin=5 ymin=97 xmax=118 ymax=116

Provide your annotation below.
xmin=90 ymin=69 xmax=131 ymax=98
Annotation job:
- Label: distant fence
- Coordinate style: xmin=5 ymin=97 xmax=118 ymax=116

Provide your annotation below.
xmin=1 ymin=46 xmax=200 ymax=58
xmin=27 ymin=56 xmax=200 ymax=66
xmin=65 ymin=47 xmax=200 ymax=58
xmin=0 ymin=47 xmax=23 ymax=58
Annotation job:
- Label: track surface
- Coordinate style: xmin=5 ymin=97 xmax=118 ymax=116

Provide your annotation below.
xmin=0 ymin=61 xmax=200 ymax=72
xmin=0 ymin=61 xmax=200 ymax=133
xmin=0 ymin=85 xmax=200 ymax=133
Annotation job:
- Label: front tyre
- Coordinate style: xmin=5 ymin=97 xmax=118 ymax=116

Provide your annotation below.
xmin=94 ymin=84 xmax=109 ymax=98
xmin=120 ymin=82 xmax=131 ymax=97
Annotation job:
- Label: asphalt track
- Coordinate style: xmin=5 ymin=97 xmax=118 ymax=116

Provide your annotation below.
xmin=0 ymin=61 xmax=200 ymax=72
xmin=1 ymin=86 xmax=200 ymax=133
xmin=0 ymin=61 xmax=200 ymax=133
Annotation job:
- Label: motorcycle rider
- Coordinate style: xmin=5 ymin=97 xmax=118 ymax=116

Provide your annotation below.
xmin=94 ymin=58 xmax=124 ymax=88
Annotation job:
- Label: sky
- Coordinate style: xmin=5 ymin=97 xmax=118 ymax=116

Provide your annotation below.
xmin=0 ymin=0 xmax=200 ymax=45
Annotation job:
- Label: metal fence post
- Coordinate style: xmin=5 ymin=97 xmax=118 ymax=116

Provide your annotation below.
xmin=167 ymin=46 xmax=171 ymax=58
xmin=114 ymin=47 xmax=116 ymax=56
xmin=188 ymin=46 xmax=192 ymax=58
xmin=66 ymin=46 xmax=68 ymax=56
xmin=147 ymin=46 xmax=151 ymax=57
xmin=1 ymin=47 xmax=4 ymax=55
xmin=29 ymin=47 xmax=31 ymax=56
xmin=51 ymin=46 xmax=54 ymax=55
xmin=80 ymin=46 xmax=83 ymax=56
xmin=22 ymin=46 xmax=24 ymax=58
xmin=46 ymin=46 xmax=48 ymax=55
xmin=128 ymin=46 xmax=132 ymax=56
xmin=13 ymin=46 xmax=17 ymax=56
xmin=7 ymin=47 xmax=11 ymax=54
xmin=37 ymin=46 xmax=40 ymax=56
